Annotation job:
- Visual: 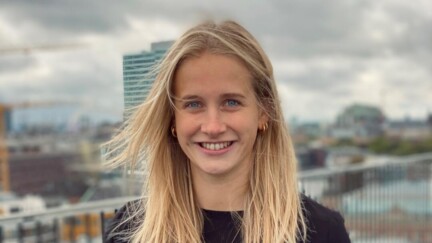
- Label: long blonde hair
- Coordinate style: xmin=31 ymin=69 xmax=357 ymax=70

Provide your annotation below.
xmin=104 ymin=20 xmax=307 ymax=242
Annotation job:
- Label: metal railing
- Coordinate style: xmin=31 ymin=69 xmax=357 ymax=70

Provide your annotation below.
xmin=1 ymin=153 xmax=431 ymax=242
xmin=299 ymin=153 xmax=432 ymax=243
xmin=0 ymin=197 xmax=137 ymax=243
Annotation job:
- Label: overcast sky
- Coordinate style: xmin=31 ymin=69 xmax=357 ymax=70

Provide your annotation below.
xmin=1 ymin=0 xmax=431 ymax=124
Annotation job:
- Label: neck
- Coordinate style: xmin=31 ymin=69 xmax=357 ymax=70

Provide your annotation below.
xmin=192 ymin=170 xmax=249 ymax=211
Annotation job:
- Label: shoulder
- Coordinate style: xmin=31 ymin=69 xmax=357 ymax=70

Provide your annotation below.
xmin=104 ymin=200 xmax=142 ymax=243
xmin=301 ymin=195 xmax=351 ymax=243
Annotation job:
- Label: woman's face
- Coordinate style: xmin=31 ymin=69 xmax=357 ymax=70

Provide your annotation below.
xmin=173 ymin=52 xmax=267 ymax=180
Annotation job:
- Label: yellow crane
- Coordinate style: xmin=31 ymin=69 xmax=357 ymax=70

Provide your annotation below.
xmin=0 ymin=41 xmax=87 ymax=191
xmin=0 ymin=104 xmax=11 ymax=191
xmin=0 ymin=101 xmax=72 ymax=191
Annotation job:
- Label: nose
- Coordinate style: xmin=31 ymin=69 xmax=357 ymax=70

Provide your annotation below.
xmin=201 ymin=108 xmax=226 ymax=137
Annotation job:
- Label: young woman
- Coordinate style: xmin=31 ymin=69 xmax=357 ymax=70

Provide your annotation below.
xmin=104 ymin=20 xmax=350 ymax=243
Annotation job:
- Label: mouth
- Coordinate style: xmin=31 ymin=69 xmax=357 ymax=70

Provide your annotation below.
xmin=199 ymin=141 xmax=234 ymax=151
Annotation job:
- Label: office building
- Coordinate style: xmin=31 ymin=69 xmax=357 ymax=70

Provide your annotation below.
xmin=122 ymin=41 xmax=174 ymax=119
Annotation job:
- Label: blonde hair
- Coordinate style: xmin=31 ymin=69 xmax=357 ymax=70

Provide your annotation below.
xmin=104 ymin=20 xmax=307 ymax=242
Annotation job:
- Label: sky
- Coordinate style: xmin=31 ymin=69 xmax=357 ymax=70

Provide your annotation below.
xmin=0 ymin=0 xmax=431 ymax=125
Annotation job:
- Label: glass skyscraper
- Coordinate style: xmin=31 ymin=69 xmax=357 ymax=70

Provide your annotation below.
xmin=122 ymin=41 xmax=173 ymax=119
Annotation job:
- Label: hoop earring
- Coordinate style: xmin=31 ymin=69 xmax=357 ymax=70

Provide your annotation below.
xmin=171 ymin=126 xmax=177 ymax=137
xmin=262 ymin=123 xmax=268 ymax=132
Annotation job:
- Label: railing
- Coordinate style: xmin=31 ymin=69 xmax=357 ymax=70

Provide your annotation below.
xmin=0 ymin=197 xmax=137 ymax=243
xmin=299 ymin=153 xmax=432 ymax=243
xmin=1 ymin=153 xmax=431 ymax=242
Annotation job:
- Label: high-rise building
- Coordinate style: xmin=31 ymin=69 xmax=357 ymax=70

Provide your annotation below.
xmin=122 ymin=41 xmax=174 ymax=119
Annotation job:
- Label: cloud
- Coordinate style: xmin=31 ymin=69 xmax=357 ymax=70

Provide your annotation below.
xmin=1 ymin=49 xmax=123 ymax=117
xmin=0 ymin=55 xmax=37 ymax=73
xmin=0 ymin=0 xmax=431 ymax=123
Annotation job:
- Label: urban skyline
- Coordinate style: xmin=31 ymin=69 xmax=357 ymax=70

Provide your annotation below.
xmin=0 ymin=0 xmax=431 ymax=123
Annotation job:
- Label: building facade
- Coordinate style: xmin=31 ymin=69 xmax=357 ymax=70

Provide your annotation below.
xmin=123 ymin=41 xmax=174 ymax=119
xmin=385 ymin=118 xmax=432 ymax=140
xmin=328 ymin=104 xmax=385 ymax=140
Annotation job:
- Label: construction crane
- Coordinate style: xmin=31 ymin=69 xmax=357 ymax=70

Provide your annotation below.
xmin=0 ymin=41 xmax=88 ymax=191
xmin=0 ymin=101 xmax=72 ymax=191
xmin=0 ymin=104 xmax=10 ymax=191
xmin=0 ymin=42 xmax=87 ymax=56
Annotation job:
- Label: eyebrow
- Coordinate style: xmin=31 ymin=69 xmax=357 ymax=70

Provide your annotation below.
xmin=175 ymin=93 xmax=247 ymax=102
xmin=221 ymin=93 xmax=247 ymax=99
xmin=173 ymin=95 xmax=200 ymax=102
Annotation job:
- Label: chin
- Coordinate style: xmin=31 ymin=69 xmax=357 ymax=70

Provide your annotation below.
xmin=202 ymin=166 xmax=230 ymax=175
xmin=195 ymin=162 xmax=233 ymax=176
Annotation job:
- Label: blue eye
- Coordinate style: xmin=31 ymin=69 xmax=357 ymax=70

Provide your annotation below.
xmin=225 ymin=100 xmax=239 ymax=107
xmin=186 ymin=101 xmax=201 ymax=109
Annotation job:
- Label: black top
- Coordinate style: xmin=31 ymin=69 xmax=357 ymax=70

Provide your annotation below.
xmin=104 ymin=195 xmax=351 ymax=243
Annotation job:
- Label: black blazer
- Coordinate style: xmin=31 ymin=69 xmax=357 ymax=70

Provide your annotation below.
xmin=104 ymin=195 xmax=351 ymax=243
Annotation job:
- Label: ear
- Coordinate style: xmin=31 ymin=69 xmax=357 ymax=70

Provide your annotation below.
xmin=258 ymin=111 xmax=269 ymax=129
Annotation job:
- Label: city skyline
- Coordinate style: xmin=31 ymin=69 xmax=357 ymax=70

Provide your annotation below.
xmin=0 ymin=0 xmax=431 ymax=123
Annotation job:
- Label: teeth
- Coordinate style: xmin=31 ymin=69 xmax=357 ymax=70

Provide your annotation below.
xmin=201 ymin=142 xmax=231 ymax=151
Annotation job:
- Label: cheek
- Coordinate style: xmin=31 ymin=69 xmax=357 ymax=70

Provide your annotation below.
xmin=233 ymin=113 xmax=260 ymax=129
xmin=230 ymin=117 xmax=260 ymax=141
xmin=175 ymin=114 xmax=197 ymax=137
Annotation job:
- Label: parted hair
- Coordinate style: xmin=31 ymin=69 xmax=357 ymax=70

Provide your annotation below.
xmin=104 ymin=20 xmax=307 ymax=242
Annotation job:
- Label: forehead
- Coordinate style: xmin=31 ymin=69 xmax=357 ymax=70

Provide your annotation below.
xmin=173 ymin=53 xmax=254 ymax=96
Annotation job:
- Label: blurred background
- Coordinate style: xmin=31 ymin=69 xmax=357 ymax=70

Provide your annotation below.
xmin=0 ymin=0 xmax=431 ymax=242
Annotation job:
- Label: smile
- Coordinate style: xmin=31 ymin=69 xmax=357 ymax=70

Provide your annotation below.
xmin=199 ymin=142 xmax=233 ymax=151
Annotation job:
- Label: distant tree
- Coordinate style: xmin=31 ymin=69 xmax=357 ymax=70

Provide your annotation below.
xmin=417 ymin=137 xmax=432 ymax=153
xmin=334 ymin=138 xmax=354 ymax=147
xmin=368 ymin=136 xmax=432 ymax=155
xmin=368 ymin=137 xmax=394 ymax=153
xmin=394 ymin=141 xmax=415 ymax=155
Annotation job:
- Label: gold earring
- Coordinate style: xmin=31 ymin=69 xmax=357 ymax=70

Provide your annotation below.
xmin=171 ymin=126 xmax=177 ymax=137
xmin=262 ymin=123 xmax=268 ymax=132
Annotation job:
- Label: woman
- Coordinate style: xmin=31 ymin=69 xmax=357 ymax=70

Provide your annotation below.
xmin=104 ymin=20 xmax=350 ymax=243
